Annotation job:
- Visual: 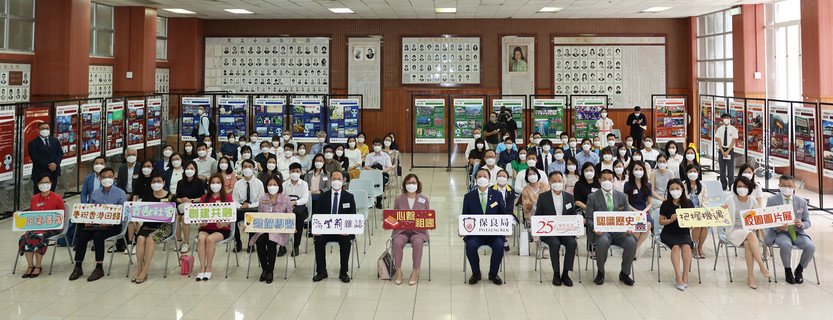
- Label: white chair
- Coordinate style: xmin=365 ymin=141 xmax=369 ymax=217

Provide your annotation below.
xmin=768 ymin=243 xmax=820 ymax=284
xmin=12 ymin=209 xmax=73 ymax=276
xmin=162 ymin=222 xmax=180 ymax=278
xmin=349 ymin=178 xmax=377 ymax=232
xmin=711 ymin=226 xmax=767 ymax=283
xmin=246 ymin=237 xmax=297 ymax=280
xmin=649 ymin=210 xmax=701 ymax=284
xmin=103 ymin=220 xmax=133 ymax=276
xmin=188 ymin=222 xmax=240 ymax=278
xmin=312 ymin=238 xmax=361 ymax=278
xmin=304 ymin=199 xmax=313 ymax=254
xmin=462 ymin=244 xmax=507 ymax=284
xmin=360 ymin=169 xmax=386 ymax=209
xmin=387 ymin=239 xmax=432 ymax=282
xmin=534 ymin=238 xmax=581 ymax=284
xmin=127 ymin=222 xmax=176 ymax=278
xmin=352 ymin=189 xmax=372 ymax=253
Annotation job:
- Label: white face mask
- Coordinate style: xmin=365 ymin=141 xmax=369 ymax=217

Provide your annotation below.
xmin=626 ymin=141 xmax=633 ymax=147
xmin=632 ymin=155 xmax=642 ymax=161
xmin=527 ymin=160 xmax=537 ymax=167
xmin=262 ymin=149 xmax=270 ymax=155
xmin=298 ymin=149 xmax=306 ymax=155
xmin=373 ymin=146 xmax=382 ymax=152
xmin=600 ymin=112 xmax=607 ymax=118
xmin=780 ymin=187 xmax=794 ymax=197
xmin=619 ymin=149 xmax=627 ymax=156
xmin=476 ymin=143 xmax=484 ymax=149
xmin=723 ymin=119 xmax=731 ymax=125
xmin=267 ymin=163 xmax=277 ymax=170
xmin=331 ymin=180 xmax=343 ymax=190
xmin=601 ymin=180 xmax=613 ymax=191
xmin=496 ymin=176 xmax=508 ymax=186
xmin=185 ymin=146 xmax=193 ymax=153
xmin=384 ymin=141 xmax=392 ymax=147
xmin=742 ymin=173 xmax=754 ymax=180
xmin=582 ymin=144 xmax=591 ymax=151
xmin=250 ymin=136 xmax=258 ymax=141
xmin=126 ymin=155 xmax=137 ymax=163
xmin=184 ymin=169 xmax=196 ymax=177
xmin=272 ymin=142 xmax=280 ymax=147
xmin=474 ymin=134 xmax=482 ymax=139
xmin=551 ymin=182 xmax=564 ymax=191
xmin=324 ymin=152 xmax=334 ymax=160
xmin=633 ymin=170 xmax=644 ymax=178
xmin=100 ymin=178 xmax=114 ymax=187
xmin=38 ymin=183 xmax=51 ymax=192
xmin=290 ymin=172 xmax=301 ymax=181
xmin=357 ymin=137 xmax=365 ymax=143
xmin=229 ymin=138 xmax=237 ymax=144
xmin=670 ymin=189 xmax=683 ymax=199
xmin=210 ymin=183 xmax=222 ymax=193
xmin=335 ymin=150 xmax=344 ymax=157
xmin=314 ymin=162 xmax=324 ymax=169
xmin=519 ymin=154 xmax=527 ymax=161
xmin=163 ymin=150 xmax=173 ymax=157
xmin=644 ymin=142 xmax=653 ymax=148
xmin=318 ymin=137 xmax=326 ymax=143
xmin=204 ymin=141 xmax=211 ymax=147
xmin=603 ymin=154 xmax=613 ymax=161
xmin=219 ymin=163 xmax=229 ymax=171
xmin=283 ymin=135 xmax=291 ymax=141
xmin=485 ymin=158 xmax=496 ymax=166
xmin=668 ymin=148 xmax=677 ymax=156
xmin=567 ymin=165 xmax=577 ymax=172
xmin=614 ymin=167 xmax=625 ymax=175
xmin=686 ymin=154 xmax=696 ymax=161
xmin=39 ymin=129 xmax=50 ymax=137
xmin=242 ymin=153 xmax=252 ymax=160
xmin=542 ymin=145 xmax=551 ymax=152
xmin=658 ymin=162 xmax=668 ymax=169
xmin=504 ymin=143 xmax=513 ymax=150
xmin=172 ymin=160 xmax=182 ymax=168
xmin=267 ymin=185 xmax=281 ymax=195
xmin=406 ymin=183 xmax=418 ymax=193
xmin=142 ymin=167 xmax=153 ymax=175
xmin=528 ymin=174 xmax=539 ymax=183
xmin=569 ymin=142 xmax=577 ymax=148
xmin=584 ymin=171 xmax=595 ymax=180
xmin=736 ymin=187 xmax=749 ymax=196
xmin=608 ymin=141 xmax=616 ymax=147
xmin=93 ymin=164 xmax=105 ymax=173
xmin=593 ymin=141 xmax=601 ymax=147
xmin=533 ymin=138 xmax=542 ymax=145
xmin=349 ymin=142 xmax=356 ymax=148
xmin=476 ymin=177 xmax=490 ymax=188
xmin=151 ymin=183 xmax=164 ymax=191
xmin=285 ymin=151 xmax=294 ymax=158
xmin=554 ymin=153 xmax=564 ymax=160
xmin=687 ymin=172 xmax=699 ymax=180
xmin=242 ymin=168 xmax=254 ymax=177
xmin=197 ymin=150 xmax=207 ymax=158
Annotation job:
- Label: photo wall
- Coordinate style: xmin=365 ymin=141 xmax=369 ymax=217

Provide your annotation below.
xmin=414 ymin=99 xmax=446 ymax=144
xmin=217 ymin=97 xmax=248 ymax=141
xmin=88 ymin=65 xmax=113 ymax=98
xmin=127 ymin=100 xmax=145 ymax=150
xmin=401 ymin=37 xmax=480 ymax=85
xmin=746 ymin=100 xmax=765 ymax=159
xmin=501 ymin=36 xmax=535 ymax=96
xmin=290 ymin=97 xmax=324 ymax=143
xmin=699 ymin=96 xmax=714 ymax=159
xmin=181 ymin=97 xmax=212 ymax=141
xmin=572 ymin=96 xmax=607 ymax=141
xmin=492 ymin=98 xmax=524 ymax=144
xmin=146 ymin=98 xmax=163 ymax=147
xmin=205 ymin=37 xmax=330 ymax=94
xmin=768 ymin=101 xmax=790 ymax=166
xmin=22 ymin=106 xmax=49 ymax=176
xmin=328 ymin=98 xmax=361 ymax=143
xmin=822 ymin=108 xmax=833 ymax=178
xmin=0 ymin=63 xmax=30 ymax=103
xmin=452 ymin=98 xmax=484 ymax=144
xmin=533 ymin=97 xmax=567 ymax=139
xmin=348 ymin=37 xmax=381 ymax=109
xmin=55 ymin=104 xmax=79 ymax=166
xmin=254 ymin=97 xmax=286 ymax=140
xmin=653 ymin=97 xmax=686 ymax=144
xmin=794 ymin=104 xmax=816 ymax=173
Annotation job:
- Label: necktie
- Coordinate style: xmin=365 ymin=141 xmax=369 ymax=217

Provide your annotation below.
xmin=480 ymin=192 xmax=487 ymax=213
xmin=605 ymin=192 xmax=614 ymax=211
xmin=786 ymin=197 xmax=797 ymax=243
xmin=723 ymin=126 xmax=729 ymax=148
xmin=245 ymin=181 xmax=251 ymax=204
xmin=332 ymin=192 xmax=339 ymax=215
xmin=43 ymin=137 xmax=49 ymax=147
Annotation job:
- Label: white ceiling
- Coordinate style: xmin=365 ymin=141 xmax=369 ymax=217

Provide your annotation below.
xmin=98 ymin=0 xmax=768 ymax=19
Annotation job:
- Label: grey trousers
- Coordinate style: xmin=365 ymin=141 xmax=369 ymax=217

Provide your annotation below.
xmin=773 ymin=233 xmax=816 ymax=269
xmin=595 ymin=232 xmax=637 ymax=275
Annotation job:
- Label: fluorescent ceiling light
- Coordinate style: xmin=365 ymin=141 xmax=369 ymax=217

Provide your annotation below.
xmin=224 ymin=9 xmax=254 ymax=14
xmin=435 ymin=7 xmax=457 ymax=13
xmin=641 ymin=7 xmax=671 ymax=13
xmin=538 ymin=7 xmax=562 ymax=13
xmin=163 ymin=8 xmax=196 ymax=14
xmin=329 ymin=8 xmax=354 ymax=14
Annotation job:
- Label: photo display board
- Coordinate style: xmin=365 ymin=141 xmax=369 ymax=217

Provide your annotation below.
xmin=452 ymin=98 xmax=484 ymax=144
xmin=0 ymin=63 xmax=31 ymax=103
xmin=822 ymin=108 xmax=833 ymax=178
xmin=492 ymin=98 xmax=524 ymax=144
xmin=181 ymin=97 xmax=212 ymax=142
xmin=217 ymin=97 xmax=248 ymax=141
xmin=572 ymin=96 xmax=607 ymax=141
xmin=401 ymin=37 xmax=480 ymax=85
xmin=88 ymin=65 xmax=113 ymax=98
xmin=769 ymin=101 xmax=791 ymax=166
xmin=728 ymin=99 xmax=745 ymax=152
xmin=290 ymin=97 xmax=324 ymax=143
xmin=699 ymin=96 xmax=715 ymax=158
xmin=328 ymin=98 xmax=360 ymax=143
xmin=414 ymin=98 xmax=446 ymax=144
xmin=55 ymin=104 xmax=79 ymax=166
xmin=146 ymin=98 xmax=162 ymax=147
xmin=745 ymin=100 xmax=765 ymax=159
xmin=348 ymin=37 xmax=381 ymax=109
xmin=80 ymin=102 xmax=102 ymax=162
xmin=794 ymin=104 xmax=817 ymax=173
xmin=105 ymin=101 xmax=125 ymax=156
xmin=205 ymin=37 xmax=330 ymax=94
xmin=22 ymin=106 xmax=50 ymax=176
xmin=127 ymin=100 xmax=145 ymax=150
xmin=254 ymin=97 xmax=285 ymax=139
xmin=533 ymin=97 xmax=567 ymax=139
xmin=0 ymin=106 xmax=14 ymax=181
xmin=653 ymin=97 xmax=686 ymax=144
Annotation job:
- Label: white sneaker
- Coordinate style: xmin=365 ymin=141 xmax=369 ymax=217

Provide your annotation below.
xmin=180 ymin=242 xmax=190 ymax=253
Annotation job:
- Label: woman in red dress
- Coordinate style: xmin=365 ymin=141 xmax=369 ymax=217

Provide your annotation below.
xmin=19 ymin=176 xmax=66 ymax=278
xmin=195 ymin=173 xmax=233 ymax=281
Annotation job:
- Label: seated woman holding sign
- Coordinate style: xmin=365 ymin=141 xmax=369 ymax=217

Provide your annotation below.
xmin=195 ymin=173 xmax=233 ymax=281
xmin=391 ymin=173 xmax=430 ymax=286
xmin=534 ymin=171 xmax=579 ymax=287
xmin=19 ymin=176 xmax=65 ymax=278
xmin=722 ymin=176 xmax=770 ymax=289
xmin=658 ymin=178 xmax=694 ymax=291
xmin=131 ymin=173 xmax=175 ymax=283
xmin=462 ymin=168 xmax=508 ymax=286
xmin=250 ymin=176 xmax=293 ymax=284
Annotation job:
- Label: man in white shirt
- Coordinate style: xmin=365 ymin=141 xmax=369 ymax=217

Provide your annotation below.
xmin=534 ymin=171 xmax=578 ymax=286
xmin=364 ymin=139 xmax=394 ymax=208
xmin=232 ymin=159 xmax=264 ymax=251
xmin=194 ymin=143 xmax=217 ymax=180
xmin=714 ymin=113 xmax=739 ymax=190
xmin=277 ymin=144 xmax=300 ymax=180
xmin=283 ymin=163 xmax=310 ymax=256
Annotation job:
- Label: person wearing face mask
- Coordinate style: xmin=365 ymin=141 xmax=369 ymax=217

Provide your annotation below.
xmin=296 ymin=144 xmax=313 ymax=173
xmin=355 ymin=132 xmax=370 ymax=158
xmin=17 ymin=176 xmax=65 ymax=278
xmin=575 ymin=138 xmax=600 ymax=167
xmin=250 ymin=176 xmax=294 ymax=283
xmin=80 ymin=156 xmax=107 ymax=204
xmin=606 ymin=133 xmax=618 ymax=153
xmin=592 ymin=137 xmax=603 ymax=155
xmin=130 ymin=173 xmax=176 ymax=284
xmin=28 ymin=122 xmax=63 ymax=194
xmin=235 ymin=146 xmax=254 ymax=178
xmin=334 ymin=145 xmax=351 ymax=175
xmin=194 ymin=174 xmax=234 ymax=281
xmin=679 ymin=147 xmax=701 ymax=181
xmin=624 ymin=161 xmax=653 ymax=257
xmin=194 ymin=143 xmax=218 ymax=180
xmin=311 ymin=131 xmax=328 ymax=156
xmin=536 ymin=139 xmax=555 ymax=172
xmin=365 ymin=140 xmax=395 ymax=207
xmin=280 ymin=132 xmax=298 ymax=151
xmin=283 ymin=163 xmax=310 ymax=256
xmin=574 ymin=163 xmax=600 ymax=213
xmin=721 ymin=176 xmax=770 ymax=289
xmin=69 ymin=167 xmax=128 ymax=282
xmin=320 ymin=145 xmax=342 ymax=175
xmin=462 ymin=169 xmax=509 ymax=285
xmin=196 ymin=106 xmax=210 ymax=143
xmin=563 ymin=158 xmax=581 ymax=194
xmin=492 ymin=170 xmax=517 ymax=239
xmin=248 ymin=133 xmax=261 ymax=155
xmin=547 ymin=148 xmax=567 ymax=175
xmin=764 ymin=175 xmax=815 ymax=285
xmin=312 ymin=171 xmax=357 ymax=283
xmin=521 ymin=169 xmax=549 ymax=221
xmin=277 ymin=145 xmax=300 ymax=180
xmin=465 ymin=129 xmax=488 ymax=164
xmin=385 ymin=132 xmax=400 ymax=150
xmin=233 ymin=159 xmax=266 ymax=252
xmin=117 ymin=149 xmax=141 ymax=253
xmin=495 ymin=135 xmax=518 ymax=154
xmin=640 ymin=137 xmax=660 ymax=168
xmin=715 ymin=113 xmax=739 ymax=190
xmin=497 ymin=137 xmax=518 ymax=168
xmin=509 ymin=149 xmax=530 ymax=179
xmin=612 ymin=160 xmax=628 ymax=193
xmin=219 ymin=133 xmax=240 ymax=163
xmin=535 ymin=171 xmax=579 ymax=286
xmin=658 ymin=179 xmax=694 ymax=290
xmin=217 ymin=157 xmax=237 ymax=193
xmin=564 ymin=138 xmax=579 ymax=160
xmin=627 ymin=106 xmax=646 ymax=149
xmin=174 ymin=161 xmax=206 ymax=253
xmin=594 ymin=147 xmax=616 ymax=173
xmin=474 ymin=150 xmax=502 ymax=187
xmin=382 ymin=137 xmax=400 ymax=173
xmin=683 ymin=165 xmax=709 ymax=259
xmin=254 ymin=141 xmax=276 ymax=173
xmin=513 ymin=153 xmax=545 ymax=192
xmin=584 ymin=169 xmax=637 ymax=286
xmin=468 ymin=137 xmax=489 ymax=168
xmin=526 ymin=132 xmax=543 ymax=158
xmin=616 ymin=144 xmax=632 ymax=169
xmin=483 ymin=113 xmax=503 ymax=149
xmin=651 ymin=155 xmax=675 ymax=206
xmin=181 ymin=141 xmax=197 ymax=162
xmin=132 ymin=160 xmax=156 ymax=201
xmin=345 ymin=138 xmax=363 ymax=179
xmin=558 ymin=133 xmax=570 ymax=152
xmin=664 ymin=141 xmax=683 ymax=178
xmin=595 ymin=108 xmax=614 ymax=144
xmin=155 ymin=145 xmax=175 ymax=173
xmin=738 ymin=163 xmax=765 ymax=207
xmin=306 ymin=154 xmax=331 ymax=203
xmin=390 ymin=174 xmax=431 ymax=285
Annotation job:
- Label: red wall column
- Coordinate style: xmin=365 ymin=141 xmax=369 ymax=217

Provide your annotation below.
xmin=732 ymin=4 xmax=766 ymax=98
xmin=32 ymin=0 xmax=91 ymax=101
xmin=801 ymin=0 xmax=833 ymax=102
xmin=113 ymin=6 xmax=157 ymax=95
xmin=168 ymin=18 xmax=204 ymax=92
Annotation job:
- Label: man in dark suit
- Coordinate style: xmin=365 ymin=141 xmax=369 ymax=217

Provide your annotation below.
xmin=312 ymin=170 xmax=356 ymax=283
xmin=535 ymin=171 xmax=579 ymax=286
xmin=585 ymin=169 xmax=637 ymax=286
xmin=28 ymin=122 xmax=63 ymax=194
xmin=462 ymin=169 xmax=508 ymax=285
xmin=536 ymin=139 xmax=553 ymax=172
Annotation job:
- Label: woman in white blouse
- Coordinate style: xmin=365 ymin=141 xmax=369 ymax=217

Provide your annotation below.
xmin=345 ymin=137 xmax=363 ymax=179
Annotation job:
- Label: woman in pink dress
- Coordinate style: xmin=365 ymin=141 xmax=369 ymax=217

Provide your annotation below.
xmin=391 ymin=173 xmax=431 ymax=285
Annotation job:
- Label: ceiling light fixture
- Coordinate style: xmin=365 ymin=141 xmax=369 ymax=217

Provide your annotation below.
xmin=163 ymin=8 xmax=196 ymax=14
xmin=329 ymin=8 xmax=354 ymax=14
xmin=435 ymin=8 xmax=457 ymax=13
xmin=538 ymin=7 xmax=562 ymax=13
xmin=224 ymin=9 xmax=254 ymax=14
xmin=641 ymin=7 xmax=671 ymax=13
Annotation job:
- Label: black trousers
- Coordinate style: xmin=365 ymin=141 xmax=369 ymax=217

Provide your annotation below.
xmin=74 ymin=226 xmax=121 ymax=263
xmin=540 ymin=236 xmax=577 ymax=275
xmin=631 ymin=131 xmax=644 ymax=150
xmin=314 ymin=235 xmax=352 ymax=275
xmin=290 ymin=205 xmax=308 ymax=251
xmin=255 ymin=236 xmax=277 ymax=273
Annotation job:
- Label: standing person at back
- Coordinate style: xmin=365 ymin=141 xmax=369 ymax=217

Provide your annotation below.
xmin=714 ymin=113 xmax=738 ymax=190
xmin=483 ymin=112 xmax=503 ymax=149
xmin=28 ymin=122 xmax=63 ymax=194
xmin=196 ymin=106 xmax=210 ymax=143
xmin=626 ymin=106 xmax=646 ymax=150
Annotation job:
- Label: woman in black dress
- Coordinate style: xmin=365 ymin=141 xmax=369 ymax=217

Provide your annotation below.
xmin=658 ymin=178 xmax=694 ymax=291
xmin=132 ymin=173 xmax=176 ymax=283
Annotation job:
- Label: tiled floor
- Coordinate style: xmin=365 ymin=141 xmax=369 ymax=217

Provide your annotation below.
xmin=2 ymin=153 xmax=833 ymax=320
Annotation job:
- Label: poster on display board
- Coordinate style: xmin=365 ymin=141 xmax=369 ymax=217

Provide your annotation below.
xmin=821 ymin=110 xmax=833 ymax=178
xmin=328 ymin=98 xmax=360 ymax=143
xmin=414 ymin=99 xmax=446 ymax=144
xmin=572 ymin=96 xmax=606 ymax=141
xmin=22 ymin=106 xmax=50 ymax=176
xmin=127 ymin=100 xmax=145 ymax=150
xmin=728 ymin=100 xmax=746 ymax=152
xmin=217 ymin=98 xmax=248 ymax=141
xmin=0 ymin=106 xmax=14 ymax=181
xmin=146 ymin=98 xmax=162 ymax=147
xmin=745 ymin=101 xmax=765 ymax=159
xmin=254 ymin=97 xmax=285 ymax=141
xmin=80 ymin=103 xmax=102 ymax=162
xmin=532 ymin=98 xmax=566 ymax=139
xmin=769 ymin=102 xmax=791 ymax=166
xmin=452 ymin=98 xmax=484 ymax=144
xmin=793 ymin=105 xmax=817 ymax=173
xmin=105 ymin=102 xmax=125 ymax=156
xmin=492 ymin=98 xmax=524 ymax=144
xmin=55 ymin=104 xmax=79 ymax=166
xmin=699 ymin=97 xmax=714 ymax=158
xmin=181 ymin=97 xmax=212 ymax=142
xmin=653 ymin=97 xmax=686 ymax=144
xmin=290 ymin=97 xmax=324 ymax=143
xmin=347 ymin=37 xmax=381 ymax=109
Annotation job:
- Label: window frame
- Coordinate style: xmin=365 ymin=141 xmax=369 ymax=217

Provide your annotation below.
xmin=696 ymin=9 xmax=734 ymax=97
xmin=0 ymin=0 xmax=36 ymax=53
xmin=765 ymin=0 xmax=802 ymax=101
xmin=155 ymin=15 xmax=167 ymax=61
xmin=89 ymin=2 xmax=114 ymax=57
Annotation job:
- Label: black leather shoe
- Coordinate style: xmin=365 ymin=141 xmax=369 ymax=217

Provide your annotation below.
xmin=236 ymin=243 xmax=243 ymax=253
xmin=312 ymin=273 xmax=328 ymax=282
xmin=277 ymin=246 xmax=287 ymax=257
xmin=552 ymin=276 xmax=563 ymax=286
xmin=87 ymin=269 xmax=104 ymax=282
xmin=468 ymin=273 xmax=481 ymax=285
xmin=339 ymin=273 xmax=351 ymax=283
xmin=619 ymin=272 xmax=634 ymax=286
xmin=259 ymin=271 xmax=266 ymax=282
xmin=562 ymin=274 xmax=574 ymax=287
xmin=69 ymin=267 xmax=83 ymax=281
xmin=593 ymin=272 xmax=605 ymax=285
xmin=785 ymin=268 xmax=795 ymax=284
xmin=795 ymin=266 xmax=804 ymax=284
xmin=488 ymin=274 xmax=503 ymax=285
xmin=265 ymin=272 xmax=274 ymax=284
xmin=292 ymin=247 xmax=301 ymax=257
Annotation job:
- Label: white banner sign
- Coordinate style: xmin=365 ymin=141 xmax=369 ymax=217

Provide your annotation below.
xmin=593 ymin=211 xmax=649 ymax=233
xmin=458 ymin=215 xmax=514 ymax=236
xmin=310 ymin=214 xmax=365 ymax=235
xmin=531 ymin=215 xmax=585 ymax=236
xmin=740 ymin=204 xmax=796 ymax=230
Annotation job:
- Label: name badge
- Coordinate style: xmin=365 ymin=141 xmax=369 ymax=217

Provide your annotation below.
xmin=591 ymin=188 xmax=598 ymax=193
xmin=417 ymin=197 xmax=427 ymax=204
xmin=565 ymin=203 xmax=572 ymax=209
xmin=342 ymin=203 xmax=350 ymax=209
xmin=133 ymin=174 xmax=139 ymax=179
xmin=633 ymin=190 xmax=639 ymax=195
xmin=322 ymin=177 xmax=328 ymax=181
xmin=490 ymin=202 xmax=498 ymax=208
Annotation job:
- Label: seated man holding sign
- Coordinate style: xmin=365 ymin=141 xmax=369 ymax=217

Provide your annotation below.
xmin=585 ymin=169 xmax=637 ymax=286
xmin=312 ymin=171 xmax=357 ymax=283
xmin=462 ymin=169 xmax=508 ymax=285
xmin=534 ymin=171 xmax=579 ymax=287
xmin=765 ymin=175 xmax=815 ymax=284
xmin=70 ymin=167 xmax=128 ymax=282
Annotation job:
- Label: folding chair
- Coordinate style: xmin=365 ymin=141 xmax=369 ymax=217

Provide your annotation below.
xmin=712 ymin=227 xmax=767 ymax=283
xmin=348 ymin=178 xmax=377 ymax=232
xmin=162 ymin=222 xmax=180 ymax=278
xmin=352 ymin=190 xmax=372 ymax=253
xmin=360 ymin=169 xmax=386 ymax=209
xmin=188 ymin=222 xmax=240 ymax=278
xmin=246 ymin=237 xmax=297 ymax=280
xmin=649 ymin=210 xmax=701 ymax=284
xmin=105 ymin=221 xmax=133 ymax=276
xmin=585 ymin=237 xmax=635 ymax=279
xmin=386 ymin=240 xmax=432 ymax=282
xmin=128 ymin=222 xmax=176 ymax=278
xmin=11 ymin=209 xmax=73 ymax=276
xmin=462 ymin=244 xmax=507 ymax=284
xmin=312 ymin=238 xmax=360 ymax=278
xmin=304 ymin=200 xmax=313 ymax=254
xmin=534 ymin=238 xmax=581 ymax=283
xmin=701 ymin=180 xmax=730 ymax=252
xmin=768 ymin=243 xmax=820 ymax=284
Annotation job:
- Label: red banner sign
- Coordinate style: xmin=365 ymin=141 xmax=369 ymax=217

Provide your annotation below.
xmin=382 ymin=210 xmax=436 ymax=230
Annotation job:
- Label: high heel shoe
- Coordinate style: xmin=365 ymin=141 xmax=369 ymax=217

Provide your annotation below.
xmin=29 ymin=267 xmax=42 ymax=278
xmin=409 ymin=271 xmax=419 ymax=286
xmin=394 ymin=270 xmax=403 ymax=285
xmin=22 ymin=267 xmax=33 ymax=278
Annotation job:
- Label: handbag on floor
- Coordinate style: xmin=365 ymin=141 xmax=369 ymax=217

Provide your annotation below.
xmin=377 ymin=241 xmax=394 ymax=280
xmin=180 ymin=254 xmax=194 ymax=275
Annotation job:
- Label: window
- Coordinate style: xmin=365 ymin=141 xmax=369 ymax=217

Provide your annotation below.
xmin=696 ymin=9 xmax=734 ymax=97
xmin=156 ymin=16 xmax=167 ymax=60
xmin=90 ymin=3 xmax=114 ymax=57
xmin=0 ymin=0 xmax=35 ymax=52
xmin=766 ymin=0 xmax=802 ymax=100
